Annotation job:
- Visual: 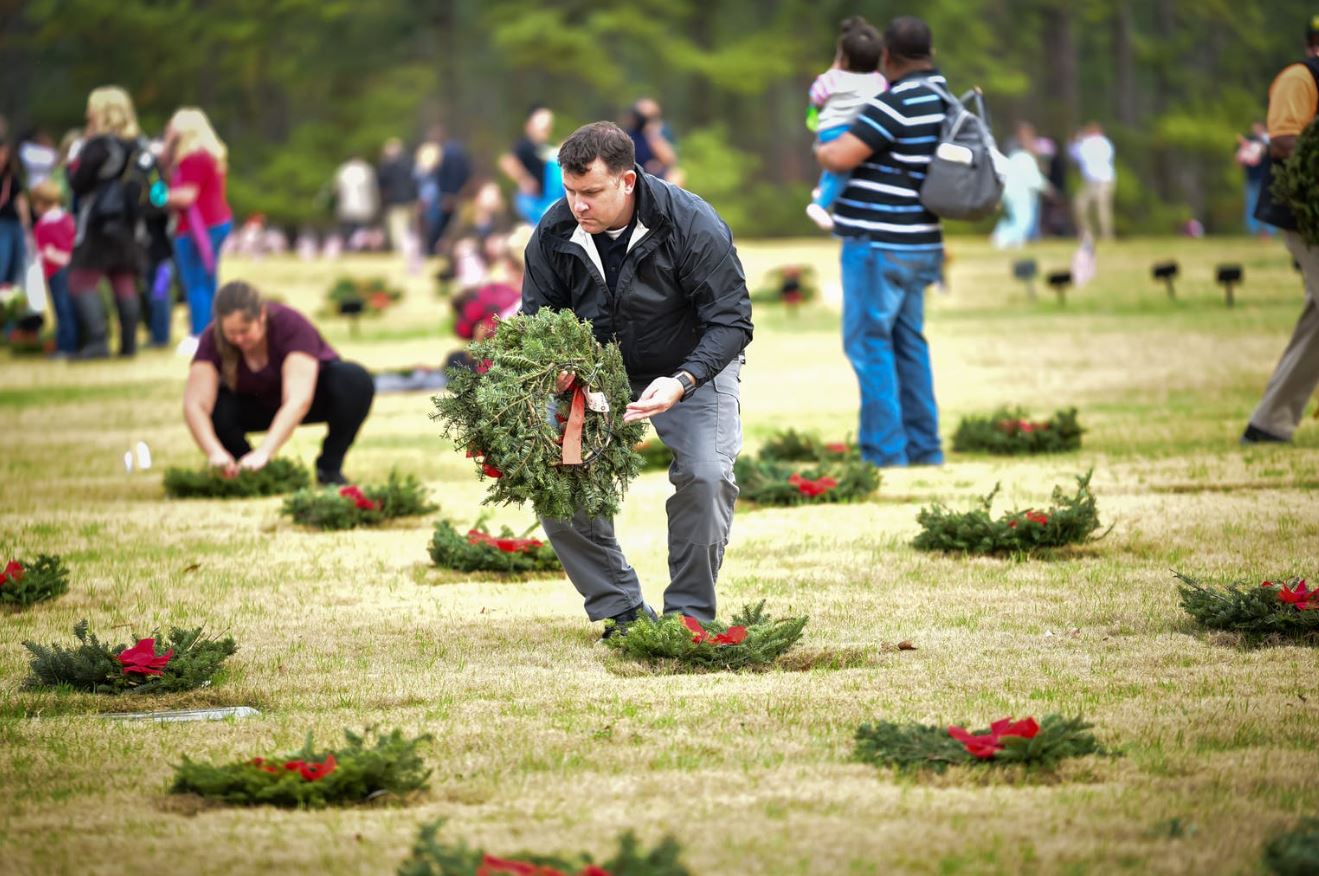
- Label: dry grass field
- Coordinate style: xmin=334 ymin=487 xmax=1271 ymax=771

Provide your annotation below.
xmin=1 ymin=234 xmax=1316 ymax=875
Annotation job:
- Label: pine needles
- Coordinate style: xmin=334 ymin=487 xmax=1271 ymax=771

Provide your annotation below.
xmin=605 ymin=601 xmax=807 ymax=670
xmin=1175 ymin=571 xmax=1319 ymax=643
xmin=952 ymin=407 xmax=1083 ymax=455
xmin=0 ymin=554 xmax=70 ymax=607
xmin=163 ymin=458 xmax=311 ymax=498
xmin=281 ymin=471 xmax=437 ymax=530
xmin=23 ymin=620 xmax=237 ymax=694
xmin=854 ymin=714 xmax=1103 ymax=772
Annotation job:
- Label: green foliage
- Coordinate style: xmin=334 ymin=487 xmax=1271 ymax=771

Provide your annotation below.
xmin=1272 ymin=118 xmax=1319 ymax=247
xmin=756 ymin=429 xmax=856 ymax=463
xmin=23 ymin=621 xmax=237 ymax=694
xmin=1264 ymin=818 xmax=1319 ymax=876
xmin=281 ymin=471 xmax=437 ymax=530
xmin=1175 ymin=572 xmax=1319 ymax=643
xmin=912 ymin=472 xmax=1103 ymax=555
xmin=0 ymin=554 xmax=70 ymax=608
xmin=605 ymin=601 xmax=807 ymax=671
xmin=164 ymin=458 xmax=310 ymax=499
xmin=952 ymin=408 xmax=1083 ymax=455
xmin=171 ymin=728 xmax=431 ymax=809
xmin=633 ymin=439 xmax=674 ymax=471
xmin=325 ymin=276 xmax=404 ymax=316
xmin=428 ymin=520 xmax=562 ymax=574
xmin=397 ymin=819 xmax=691 ymax=876
xmin=854 ymin=714 xmax=1102 ymax=773
xmin=749 ymin=265 xmax=819 ymax=306
xmin=431 ymin=310 xmax=646 ymax=521
xmin=734 ymin=456 xmax=879 ymax=506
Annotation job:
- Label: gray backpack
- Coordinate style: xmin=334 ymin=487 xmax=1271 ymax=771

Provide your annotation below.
xmin=913 ymin=82 xmax=1004 ymax=221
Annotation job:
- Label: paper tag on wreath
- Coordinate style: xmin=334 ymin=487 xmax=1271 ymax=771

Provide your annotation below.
xmin=585 ymin=391 xmax=610 ymax=413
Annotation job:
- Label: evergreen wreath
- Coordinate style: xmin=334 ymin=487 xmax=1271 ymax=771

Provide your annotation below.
xmin=1271 ymin=118 xmax=1319 ymax=247
xmin=1175 ymin=572 xmax=1319 ymax=643
xmin=431 ymin=309 xmax=646 ymax=521
xmin=854 ymin=713 xmax=1102 ymax=772
xmin=398 ymin=819 xmax=691 ymax=876
xmin=428 ymin=518 xmax=562 ymax=573
xmin=281 ymin=471 xmax=437 ymax=530
xmin=633 ymin=439 xmax=674 ymax=471
xmin=605 ymin=601 xmax=808 ymax=670
xmin=164 ymin=458 xmax=311 ymax=498
xmin=171 ymin=727 xmax=431 ymax=809
xmin=325 ymin=275 xmax=404 ymax=315
xmin=1264 ymin=818 xmax=1319 ymax=876
xmin=749 ymin=264 xmax=819 ymax=306
xmin=912 ymin=471 xmax=1103 ymax=555
xmin=23 ymin=620 xmax=237 ymax=694
xmin=951 ymin=407 xmax=1083 ymax=455
xmin=756 ymin=428 xmax=857 ymax=463
xmin=0 ymin=554 xmax=70 ymax=608
xmin=734 ymin=456 xmax=879 ymax=505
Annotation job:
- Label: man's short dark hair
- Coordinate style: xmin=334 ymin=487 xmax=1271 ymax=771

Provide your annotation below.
xmin=558 ymin=121 xmax=636 ymax=176
xmin=840 ymin=19 xmax=882 ymax=72
xmin=883 ymin=16 xmax=933 ymax=62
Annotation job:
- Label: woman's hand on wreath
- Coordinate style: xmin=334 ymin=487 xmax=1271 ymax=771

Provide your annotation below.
xmin=624 ymin=377 xmax=684 ymax=423
xmin=237 ymin=448 xmax=271 ymax=472
xmin=208 ymin=449 xmax=238 ymax=478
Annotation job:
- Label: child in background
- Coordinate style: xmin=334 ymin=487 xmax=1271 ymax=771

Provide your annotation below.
xmin=806 ymin=17 xmax=886 ymax=231
xmin=30 ymin=180 xmax=77 ymax=357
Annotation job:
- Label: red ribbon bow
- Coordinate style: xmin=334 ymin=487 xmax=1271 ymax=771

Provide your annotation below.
xmin=2 ymin=560 xmax=23 ymax=585
xmin=279 ymin=753 xmax=337 ymax=782
xmin=560 ymin=380 xmax=587 ymax=466
xmin=947 ymin=716 xmax=1040 ymax=759
xmin=339 ymin=485 xmax=380 ymax=511
xmin=467 ymin=529 xmax=544 ymax=554
xmin=788 ymin=473 xmax=837 ymax=497
xmin=117 ymin=638 xmax=175 ymax=676
xmin=682 ymin=616 xmax=749 ymax=646
xmin=1274 ymin=579 xmax=1317 ymax=610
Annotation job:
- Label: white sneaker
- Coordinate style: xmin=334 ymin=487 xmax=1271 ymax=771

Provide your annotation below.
xmin=175 ymin=335 xmax=199 ymax=358
xmin=806 ymin=203 xmax=835 ymax=231
xmin=135 ymin=441 xmax=153 ymax=470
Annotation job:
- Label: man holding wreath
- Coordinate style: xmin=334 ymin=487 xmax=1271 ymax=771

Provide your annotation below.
xmin=521 ymin=121 xmax=753 ymax=637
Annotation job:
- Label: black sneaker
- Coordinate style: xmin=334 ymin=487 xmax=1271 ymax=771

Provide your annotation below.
xmin=600 ymin=602 xmax=658 ymax=641
xmin=316 ymin=468 xmax=349 ymax=486
xmin=1240 ymin=424 xmax=1289 ymax=445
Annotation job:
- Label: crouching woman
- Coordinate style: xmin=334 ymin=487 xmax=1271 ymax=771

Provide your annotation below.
xmin=183 ymin=281 xmax=374 ymax=485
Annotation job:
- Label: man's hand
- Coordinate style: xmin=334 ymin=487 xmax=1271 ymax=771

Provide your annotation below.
xmin=237 ymin=448 xmax=271 ymax=472
xmin=624 ymin=377 xmax=685 ymax=423
xmin=555 ymin=371 xmax=575 ymax=392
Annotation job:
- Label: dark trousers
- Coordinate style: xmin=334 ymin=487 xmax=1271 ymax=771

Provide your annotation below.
xmin=212 ymin=360 xmax=375 ymax=474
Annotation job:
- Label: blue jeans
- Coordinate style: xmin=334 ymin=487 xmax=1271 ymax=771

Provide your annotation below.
xmin=174 ymin=220 xmax=232 ymax=336
xmin=0 ymin=218 xmax=25 ymax=286
xmin=47 ymin=268 xmax=78 ymax=354
xmin=147 ymin=259 xmax=174 ymax=345
xmin=1244 ymin=177 xmax=1274 ymax=237
xmin=813 ymin=125 xmax=852 ymax=209
xmin=840 ymin=239 xmax=943 ymax=467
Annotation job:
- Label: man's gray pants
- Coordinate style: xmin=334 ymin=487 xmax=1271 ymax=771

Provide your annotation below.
xmin=540 ymin=359 xmax=742 ymax=623
xmin=1250 ymin=231 xmax=1319 ymax=439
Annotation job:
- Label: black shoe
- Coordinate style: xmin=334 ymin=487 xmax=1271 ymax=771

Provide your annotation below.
xmin=1240 ymin=424 xmax=1289 ymax=445
xmin=316 ymin=468 xmax=348 ymax=486
xmin=600 ymin=602 xmax=658 ymax=641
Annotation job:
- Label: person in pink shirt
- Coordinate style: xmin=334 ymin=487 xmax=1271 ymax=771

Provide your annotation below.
xmin=164 ymin=107 xmax=232 ymax=352
xmin=30 ymin=180 xmax=78 ymax=356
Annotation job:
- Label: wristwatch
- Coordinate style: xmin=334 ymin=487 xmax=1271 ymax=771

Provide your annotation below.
xmin=672 ymin=371 xmax=697 ymax=400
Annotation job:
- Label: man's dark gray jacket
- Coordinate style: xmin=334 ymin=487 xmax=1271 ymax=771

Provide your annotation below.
xmin=521 ymin=167 xmax=753 ymax=389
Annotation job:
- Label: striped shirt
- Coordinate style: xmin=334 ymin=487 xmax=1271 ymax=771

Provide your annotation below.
xmin=834 ymin=69 xmax=948 ymax=251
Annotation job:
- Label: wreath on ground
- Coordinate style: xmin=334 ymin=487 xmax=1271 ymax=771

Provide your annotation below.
xmin=1264 ymin=818 xmax=1319 ymax=876
xmin=22 ymin=620 xmax=237 ymax=694
xmin=164 ymin=458 xmax=311 ymax=498
xmin=854 ymin=713 xmax=1103 ymax=772
xmin=734 ymin=456 xmax=879 ymax=505
xmin=749 ymin=264 xmax=819 ymax=306
xmin=1271 ymin=117 xmax=1319 ymax=247
xmin=398 ymin=820 xmax=690 ymax=876
xmin=428 ymin=518 xmax=562 ymax=573
xmin=171 ymin=727 xmax=430 ymax=809
xmin=912 ymin=471 xmax=1103 ymax=554
xmin=325 ymin=276 xmax=404 ymax=316
xmin=756 ymin=429 xmax=857 ymax=463
xmin=1 ymin=554 xmax=69 ymax=607
xmin=951 ymin=407 xmax=1083 ymax=455
xmin=281 ymin=471 xmax=436 ymax=530
xmin=605 ymin=601 xmax=807 ymax=671
xmin=1176 ymin=572 xmax=1318 ymax=644
xmin=432 ymin=309 xmax=646 ymax=521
